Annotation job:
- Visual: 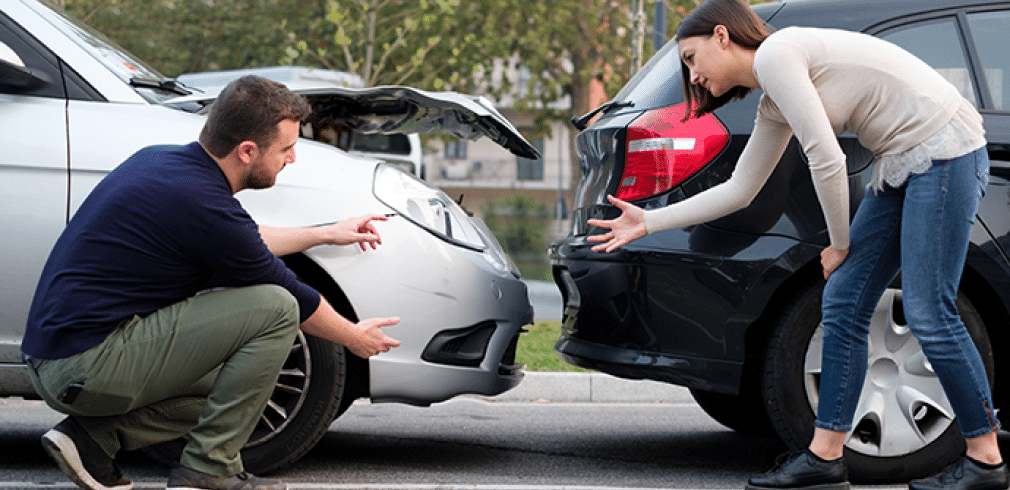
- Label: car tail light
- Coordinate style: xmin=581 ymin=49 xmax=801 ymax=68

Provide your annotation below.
xmin=617 ymin=103 xmax=729 ymax=201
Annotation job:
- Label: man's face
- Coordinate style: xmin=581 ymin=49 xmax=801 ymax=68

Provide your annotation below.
xmin=245 ymin=118 xmax=300 ymax=190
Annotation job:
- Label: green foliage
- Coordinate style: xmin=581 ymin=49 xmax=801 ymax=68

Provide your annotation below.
xmin=516 ymin=320 xmax=589 ymax=372
xmin=52 ymin=0 xmax=701 ymax=121
xmin=483 ymin=194 xmax=551 ymax=280
xmin=483 ymin=194 xmax=548 ymax=264
xmin=58 ymin=0 xmax=326 ymax=77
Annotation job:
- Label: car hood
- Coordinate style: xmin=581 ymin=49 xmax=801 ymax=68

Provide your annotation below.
xmin=165 ymin=85 xmax=541 ymax=160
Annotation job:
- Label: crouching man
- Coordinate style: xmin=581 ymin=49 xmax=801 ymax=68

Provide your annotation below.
xmin=22 ymin=75 xmax=401 ymax=490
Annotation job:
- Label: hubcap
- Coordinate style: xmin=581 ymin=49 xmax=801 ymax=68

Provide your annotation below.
xmin=804 ymin=288 xmax=954 ymax=457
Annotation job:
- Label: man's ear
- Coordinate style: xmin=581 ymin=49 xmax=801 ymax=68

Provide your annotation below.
xmin=235 ymin=140 xmax=259 ymax=165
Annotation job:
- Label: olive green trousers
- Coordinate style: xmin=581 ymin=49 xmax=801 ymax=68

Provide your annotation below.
xmin=27 ymin=285 xmax=300 ymax=477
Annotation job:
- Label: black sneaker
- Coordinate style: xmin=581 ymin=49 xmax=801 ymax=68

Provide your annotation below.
xmin=747 ymin=449 xmax=850 ymax=490
xmin=167 ymin=465 xmax=288 ymax=490
xmin=909 ymin=456 xmax=1009 ymax=490
xmin=41 ymin=417 xmax=133 ymax=490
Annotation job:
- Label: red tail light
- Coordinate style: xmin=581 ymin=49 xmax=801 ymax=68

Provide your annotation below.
xmin=617 ymin=103 xmax=729 ymax=201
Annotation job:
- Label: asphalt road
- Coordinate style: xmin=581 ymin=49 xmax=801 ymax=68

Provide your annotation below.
xmin=1 ymin=394 xmax=785 ymax=490
xmin=0 ymin=375 xmax=942 ymax=490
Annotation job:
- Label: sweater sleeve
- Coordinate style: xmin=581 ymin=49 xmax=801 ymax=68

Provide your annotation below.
xmin=643 ymin=107 xmax=793 ymax=236
xmin=753 ymin=37 xmax=851 ymax=250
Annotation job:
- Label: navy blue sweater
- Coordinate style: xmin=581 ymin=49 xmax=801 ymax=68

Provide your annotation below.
xmin=23 ymin=142 xmax=321 ymax=359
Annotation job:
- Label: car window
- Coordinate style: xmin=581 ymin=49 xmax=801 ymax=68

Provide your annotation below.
xmin=353 ymin=132 xmax=412 ymax=156
xmin=612 ymin=37 xmax=685 ymax=110
xmin=967 ymin=10 xmax=1009 ymax=111
xmin=0 ymin=11 xmax=64 ymax=98
xmin=880 ymin=17 xmax=978 ymax=108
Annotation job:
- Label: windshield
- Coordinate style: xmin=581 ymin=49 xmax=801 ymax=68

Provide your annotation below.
xmin=39 ymin=1 xmax=179 ymax=103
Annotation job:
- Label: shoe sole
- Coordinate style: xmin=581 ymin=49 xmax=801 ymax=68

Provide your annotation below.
xmin=746 ymin=483 xmax=850 ymax=490
xmin=168 ymin=486 xmax=289 ymax=490
xmin=166 ymin=482 xmax=288 ymax=486
xmin=41 ymin=429 xmax=133 ymax=490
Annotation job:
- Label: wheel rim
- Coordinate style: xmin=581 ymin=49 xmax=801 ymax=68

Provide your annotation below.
xmin=804 ymin=288 xmax=955 ymax=457
xmin=245 ymin=330 xmax=312 ymax=448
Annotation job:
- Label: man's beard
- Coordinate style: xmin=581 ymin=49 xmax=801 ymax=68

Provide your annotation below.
xmin=244 ymin=162 xmax=276 ymax=190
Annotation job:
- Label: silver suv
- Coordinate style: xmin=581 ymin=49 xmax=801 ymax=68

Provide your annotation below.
xmin=0 ymin=0 xmax=538 ymax=473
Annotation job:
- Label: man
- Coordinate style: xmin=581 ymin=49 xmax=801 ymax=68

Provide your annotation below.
xmin=22 ymin=75 xmax=401 ymax=490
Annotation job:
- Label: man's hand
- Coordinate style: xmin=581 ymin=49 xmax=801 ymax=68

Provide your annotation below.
xmin=259 ymin=214 xmax=388 ymax=256
xmin=586 ymin=195 xmax=648 ymax=253
xmin=344 ymin=317 xmax=402 ymax=359
xmin=820 ymin=246 xmax=849 ymax=279
xmin=317 ymin=214 xmax=387 ymax=251
xmin=300 ymin=297 xmax=401 ymax=359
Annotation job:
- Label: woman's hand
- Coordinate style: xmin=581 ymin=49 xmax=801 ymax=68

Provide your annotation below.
xmin=586 ymin=195 xmax=648 ymax=253
xmin=820 ymin=246 xmax=849 ymax=279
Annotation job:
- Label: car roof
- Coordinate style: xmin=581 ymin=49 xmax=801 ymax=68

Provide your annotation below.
xmin=762 ymin=0 xmax=1009 ymax=32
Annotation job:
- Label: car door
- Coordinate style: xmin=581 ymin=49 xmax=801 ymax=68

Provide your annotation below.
xmin=0 ymin=9 xmax=69 ymax=368
xmin=963 ymin=8 xmax=1010 ymax=262
xmin=875 ymin=6 xmax=1010 ymax=264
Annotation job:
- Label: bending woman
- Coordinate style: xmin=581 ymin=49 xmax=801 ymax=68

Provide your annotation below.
xmin=587 ymin=1 xmax=1003 ymax=490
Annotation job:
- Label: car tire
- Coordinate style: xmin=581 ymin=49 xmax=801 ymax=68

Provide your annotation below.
xmin=762 ymin=279 xmax=993 ymax=483
xmin=690 ymin=385 xmax=776 ymax=437
xmin=142 ymin=330 xmax=352 ymax=474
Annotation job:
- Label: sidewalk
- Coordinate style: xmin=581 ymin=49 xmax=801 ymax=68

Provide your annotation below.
xmin=477 ymin=371 xmax=694 ymax=404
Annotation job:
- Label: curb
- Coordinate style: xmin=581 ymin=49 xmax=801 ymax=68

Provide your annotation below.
xmin=474 ymin=371 xmax=694 ymax=404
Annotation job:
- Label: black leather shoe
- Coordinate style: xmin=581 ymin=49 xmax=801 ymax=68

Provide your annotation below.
xmin=746 ymin=450 xmax=850 ymax=490
xmin=909 ymin=456 xmax=1009 ymax=490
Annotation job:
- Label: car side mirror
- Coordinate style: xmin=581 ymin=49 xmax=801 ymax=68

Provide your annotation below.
xmin=0 ymin=44 xmax=51 ymax=91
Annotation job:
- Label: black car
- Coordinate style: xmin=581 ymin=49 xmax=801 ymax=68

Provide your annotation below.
xmin=551 ymin=0 xmax=1010 ymax=483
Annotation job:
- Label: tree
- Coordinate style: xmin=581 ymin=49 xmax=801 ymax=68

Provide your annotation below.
xmin=60 ymin=0 xmax=324 ymax=77
xmin=283 ymin=0 xmax=491 ymax=90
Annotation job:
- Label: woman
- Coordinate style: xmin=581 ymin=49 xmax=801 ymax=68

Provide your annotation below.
xmin=587 ymin=1 xmax=1004 ymax=489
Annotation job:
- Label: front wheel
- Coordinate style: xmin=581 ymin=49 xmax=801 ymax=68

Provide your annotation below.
xmin=762 ymin=281 xmax=993 ymax=483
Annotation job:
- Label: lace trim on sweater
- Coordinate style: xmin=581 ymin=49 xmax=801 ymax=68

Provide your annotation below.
xmin=870 ymin=98 xmax=986 ymax=191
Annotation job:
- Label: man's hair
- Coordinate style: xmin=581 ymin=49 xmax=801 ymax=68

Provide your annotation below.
xmin=676 ymin=0 xmax=770 ymax=120
xmin=199 ymin=75 xmax=312 ymax=158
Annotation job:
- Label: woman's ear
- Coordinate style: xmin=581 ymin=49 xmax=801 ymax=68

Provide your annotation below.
xmin=713 ymin=25 xmax=730 ymax=47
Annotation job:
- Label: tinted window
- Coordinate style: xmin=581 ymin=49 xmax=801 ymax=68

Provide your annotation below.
xmin=880 ymin=18 xmax=978 ymax=108
xmin=612 ymin=38 xmax=684 ymax=110
xmin=352 ymin=132 xmax=411 ymax=155
xmin=967 ymin=10 xmax=1009 ymax=111
xmin=517 ymin=135 xmax=545 ymax=181
xmin=0 ymin=12 xmax=64 ymax=98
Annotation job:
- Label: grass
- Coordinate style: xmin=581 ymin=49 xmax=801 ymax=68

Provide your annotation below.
xmin=516 ymin=320 xmax=590 ymax=372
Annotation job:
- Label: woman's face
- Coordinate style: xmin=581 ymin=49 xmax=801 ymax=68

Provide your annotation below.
xmin=678 ymin=27 xmax=735 ymax=97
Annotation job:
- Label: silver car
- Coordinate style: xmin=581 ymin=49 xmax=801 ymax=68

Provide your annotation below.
xmin=0 ymin=0 xmax=537 ymax=473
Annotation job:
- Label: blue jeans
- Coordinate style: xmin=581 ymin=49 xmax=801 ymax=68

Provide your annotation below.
xmin=815 ymin=147 xmax=998 ymax=439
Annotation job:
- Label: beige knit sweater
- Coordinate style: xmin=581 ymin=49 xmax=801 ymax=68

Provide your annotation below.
xmin=643 ymin=26 xmax=984 ymax=250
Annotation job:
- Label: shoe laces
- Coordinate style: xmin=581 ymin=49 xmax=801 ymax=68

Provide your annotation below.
xmin=764 ymin=450 xmax=809 ymax=475
xmin=937 ymin=458 xmax=968 ymax=483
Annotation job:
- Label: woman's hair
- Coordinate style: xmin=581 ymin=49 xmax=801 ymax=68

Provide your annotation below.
xmin=199 ymin=75 xmax=312 ymax=158
xmin=676 ymin=0 xmax=770 ymax=119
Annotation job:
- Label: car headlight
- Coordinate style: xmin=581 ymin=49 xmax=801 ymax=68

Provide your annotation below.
xmin=373 ymin=163 xmax=488 ymax=251
xmin=373 ymin=163 xmax=518 ymax=276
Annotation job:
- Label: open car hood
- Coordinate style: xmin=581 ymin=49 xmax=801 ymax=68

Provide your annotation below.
xmin=165 ymin=85 xmax=541 ymax=159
